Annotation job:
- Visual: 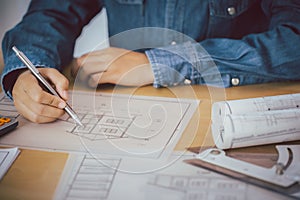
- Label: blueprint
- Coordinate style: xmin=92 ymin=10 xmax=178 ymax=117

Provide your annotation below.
xmin=0 ymin=91 xmax=199 ymax=158
xmin=54 ymin=152 xmax=289 ymax=200
xmin=211 ymin=93 xmax=300 ymax=149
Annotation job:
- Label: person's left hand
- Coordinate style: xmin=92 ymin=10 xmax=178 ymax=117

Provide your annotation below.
xmin=72 ymin=47 xmax=154 ymax=87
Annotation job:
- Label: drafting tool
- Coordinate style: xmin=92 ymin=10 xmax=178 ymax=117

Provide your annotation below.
xmin=186 ymin=145 xmax=300 ymax=199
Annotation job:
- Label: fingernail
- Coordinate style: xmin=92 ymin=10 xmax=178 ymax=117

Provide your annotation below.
xmin=62 ymin=90 xmax=68 ymax=99
xmin=89 ymin=79 xmax=97 ymax=88
xmin=58 ymin=101 xmax=66 ymax=109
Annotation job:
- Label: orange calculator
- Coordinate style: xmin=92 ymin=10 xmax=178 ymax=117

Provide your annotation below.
xmin=0 ymin=115 xmax=18 ymax=136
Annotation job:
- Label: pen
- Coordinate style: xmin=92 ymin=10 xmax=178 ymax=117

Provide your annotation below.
xmin=12 ymin=46 xmax=84 ymax=127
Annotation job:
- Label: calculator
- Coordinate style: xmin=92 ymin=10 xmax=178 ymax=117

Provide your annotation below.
xmin=0 ymin=115 xmax=18 ymax=136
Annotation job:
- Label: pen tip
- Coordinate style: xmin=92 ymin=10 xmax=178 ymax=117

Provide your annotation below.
xmin=77 ymin=120 xmax=84 ymax=128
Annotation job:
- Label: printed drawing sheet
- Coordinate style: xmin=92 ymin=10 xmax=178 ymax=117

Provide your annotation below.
xmin=0 ymin=91 xmax=199 ymax=158
xmin=54 ymin=153 xmax=289 ymax=200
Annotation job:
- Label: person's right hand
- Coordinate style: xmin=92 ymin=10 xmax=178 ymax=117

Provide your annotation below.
xmin=12 ymin=68 xmax=69 ymax=123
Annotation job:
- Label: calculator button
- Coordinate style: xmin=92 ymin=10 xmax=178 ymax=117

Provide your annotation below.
xmin=0 ymin=116 xmax=18 ymax=136
xmin=0 ymin=118 xmax=11 ymax=123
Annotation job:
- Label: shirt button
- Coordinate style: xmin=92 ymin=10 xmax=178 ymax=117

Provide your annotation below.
xmin=227 ymin=7 xmax=236 ymax=16
xmin=231 ymin=78 xmax=240 ymax=86
xmin=184 ymin=79 xmax=191 ymax=85
xmin=170 ymin=41 xmax=177 ymax=45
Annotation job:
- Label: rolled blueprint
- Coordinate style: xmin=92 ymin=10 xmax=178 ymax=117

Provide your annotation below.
xmin=212 ymin=108 xmax=300 ymax=149
xmin=211 ymin=93 xmax=300 ymax=127
xmin=211 ymin=93 xmax=300 ymax=149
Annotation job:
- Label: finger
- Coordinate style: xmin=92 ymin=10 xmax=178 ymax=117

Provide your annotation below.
xmin=13 ymin=85 xmax=64 ymax=123
xmin=14 ymin=98 xmax=59 ymax=123
xmin=13 ymin=70 xmax=66 ymax=123
xmin=33 ymin=91 xmax=67 ymax=109
xmin=76 ymin=49 xmax=126 ymax=82
xmin=76 ymin=56 xmax=108 ymax=82
xmin=22 ymin=77 xmax=66 ymax=109
xmin=90 ymin=64 xmax=154 ymax=87
xmin=16 ymin=82 xmax=66 ymax=117
xmin=88 ymin=72 xmax=105 ymax=87
xmin=39 ymin=68 xmax=69 ymax=100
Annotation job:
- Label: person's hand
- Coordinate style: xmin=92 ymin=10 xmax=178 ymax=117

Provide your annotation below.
xmin=72 ymin=47 xmax=154 ymax=87
xmin=12 ymin=68 xmax=69 ymax=123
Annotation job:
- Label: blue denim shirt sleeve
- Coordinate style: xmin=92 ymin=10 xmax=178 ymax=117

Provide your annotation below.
xmin=146 ymin=42 xmax=226 ymax=88
xmin=146 ymin=0 xmax=300 ymax=88
xmin=1 ymin=0 xmax=102 ymax=99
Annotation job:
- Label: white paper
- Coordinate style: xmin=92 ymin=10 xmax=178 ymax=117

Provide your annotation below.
xmin=211 ymin=93 xmax=300 ymax=149
xmin=0 ymin=147 xmax=19 ymax=180
xmin=54 ymin=152 xmax=289 ymax=200
xmin=0 ymin=91 xmax=199 ymax=158
xmin=212 ymin=93 xmax=300 ymax=122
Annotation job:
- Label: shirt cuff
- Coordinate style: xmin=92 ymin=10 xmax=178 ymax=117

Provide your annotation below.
xmin=146 ymin=41 xmax=229 ymax=88
xmin=1 ymin=49 xmax=58 ymax=99
xmin=145 ymin=42 xmax=194 ymax=88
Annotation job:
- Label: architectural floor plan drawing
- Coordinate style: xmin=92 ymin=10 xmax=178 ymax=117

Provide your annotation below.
xmin=68 ymin=112 xmax=134 ymax=141
xmin=54 ymin=154 xmax=121 ymax=200
xmin=145 ymin=171 xmax=290 ymax=200
xmin=0 ymin=91 xmax=199 ymax=158
xmin=55 ymin=153 xmax=289 ymax=200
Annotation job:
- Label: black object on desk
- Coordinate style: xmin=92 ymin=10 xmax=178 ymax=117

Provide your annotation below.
xmin=0 ymin=115 xmax=18 ymax=136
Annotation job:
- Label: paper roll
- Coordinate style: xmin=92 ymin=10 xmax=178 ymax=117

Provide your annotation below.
xmin=212 ymin=109 xmax=300 ymax=149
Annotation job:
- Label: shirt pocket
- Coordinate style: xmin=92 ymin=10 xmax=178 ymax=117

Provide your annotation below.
xmin=207 ymin=0 xmax=257 ymax=38
xmin=105 ymin=0 xmax=145 ymax=28
xmin=114 ymin=0 xmax=144 ymax=5
xmin=109 ymin=0 xmax=145 ymax=16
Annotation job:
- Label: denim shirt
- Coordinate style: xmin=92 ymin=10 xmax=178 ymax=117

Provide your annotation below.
xmin=2 ymin=0 xmax=300 ymax=99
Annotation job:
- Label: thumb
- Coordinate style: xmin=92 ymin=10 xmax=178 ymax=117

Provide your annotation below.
xmin=88 ymin=72 xmax=111 ymax=87
xmin=39 ymin=68 xmax=69 ymax=100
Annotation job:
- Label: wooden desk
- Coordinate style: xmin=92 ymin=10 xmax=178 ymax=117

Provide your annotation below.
xmin=0 ymin=73 xmax=300 ymax=199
